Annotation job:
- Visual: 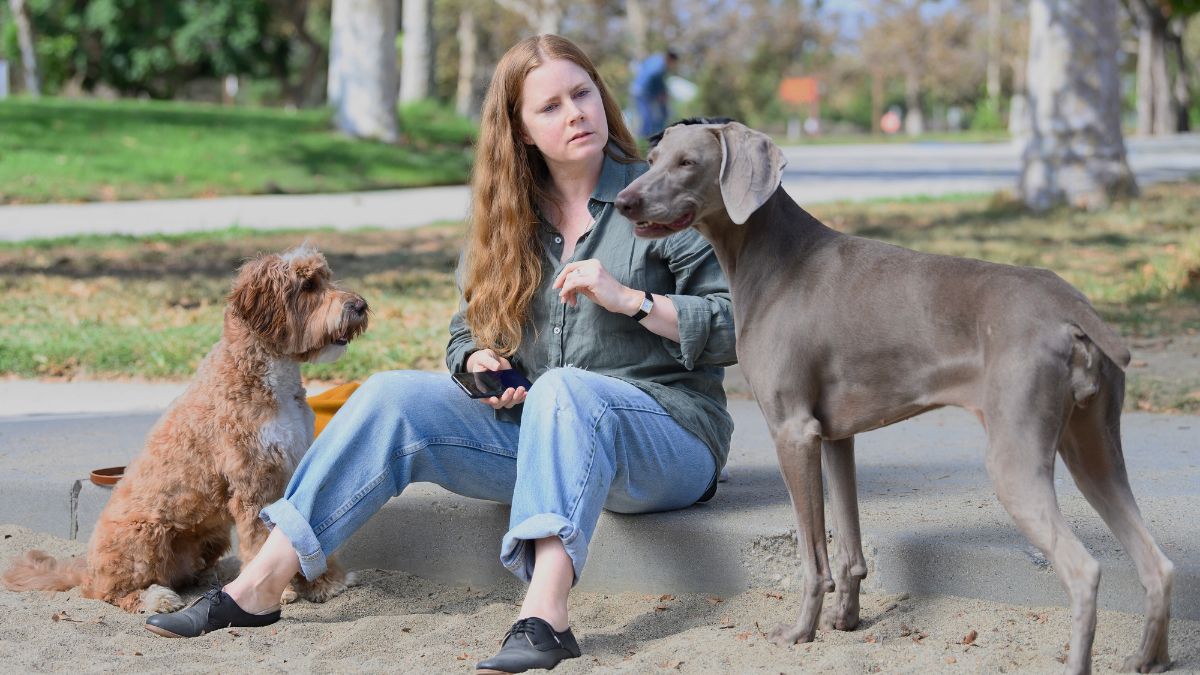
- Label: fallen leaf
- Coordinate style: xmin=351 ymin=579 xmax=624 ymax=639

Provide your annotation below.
xmin=228 ymin=629 xmax=241 ymax=638
xmin=899 ymin=623 xmax=913 ymax=637
xmin=962 ymin=629 xmax=977 ymax=645
xmin=654 ymin=604 xmax=669 ymax=613
xmin=658 ymin=660 xmax=684 ymax=670
xmin=705 ymin=595 xmax=723 ymax=605
xmin=400 ymin=627 xmax=412 ymax=633
xmin=864 ymin=634 xmax=878 ymax=644
xmin=455 ymin=652 xmax=470 ymax=661
xmin=764 ymin=591 xmax=784 ymax=600
xmin=718 ymin=617 xmax=735 ymax=629
xmin=735 ymin=631 xmax=752 ymax=641
xmin=659 ymin=594 xmax=675 ymax=602
xmin=945 ymin=655 xmax=957 ymax=664
xmin=51 ymin=611 xmax=80 ymax=623
xmin=133 ymin=652 xmax=142 ymax=657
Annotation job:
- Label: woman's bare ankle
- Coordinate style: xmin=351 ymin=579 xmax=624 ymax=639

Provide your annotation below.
xmin=223 ymin=577 xmax=284 ymax=615
xmin=518 ymin=606 xmax=568 ymax=632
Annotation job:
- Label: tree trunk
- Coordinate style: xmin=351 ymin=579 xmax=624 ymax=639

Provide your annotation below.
xmin=1168 ymin=18 xmax=1192 ymax=132
xmin=399 ymin=0 xmax=432 ymax=104
xmin=1131 ymin=0 xmax=1180 ymax=135
xmin=8 ymin=0 xmax=41 ymax=97
xmin=904 ymin=69 xmax=924 ymax=136
xmin=455 ymin=6 xmax=479 ymax=119
xmin=328 ymin=0 xmax=399 ymax=142
xmin=986 ymin=0 xmax=1003 ymax=105
xmin=496 ymin=0 xmax=562 ymax=35
xmin=1020 ymin=0 xmax=1137 ymax=211
xmin=626 ymin=0 xmax=648 ymax=61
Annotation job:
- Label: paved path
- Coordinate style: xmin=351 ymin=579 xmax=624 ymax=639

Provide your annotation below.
xmin=3 ymin=135 xmax=1199 ymax=242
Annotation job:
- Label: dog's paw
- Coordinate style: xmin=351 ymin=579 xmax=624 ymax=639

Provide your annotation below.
xmin=141 ymin=584 xmax=184 ymax=613
xmin=767 ymin=622 xmax=814 ymax=647
xmin=280 ymin=584 xmax=299 ymax=605
xmin=300 ymin=571 xmax=352 ymax=604
xmin=1120 ymin=654 xmax=1171 ymax=673
xmin=344 ymin=571 xmax=359 ymax=588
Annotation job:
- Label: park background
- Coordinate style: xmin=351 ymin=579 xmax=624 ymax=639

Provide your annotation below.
xmin=1 ymin=1 xmax=1199 ymax=673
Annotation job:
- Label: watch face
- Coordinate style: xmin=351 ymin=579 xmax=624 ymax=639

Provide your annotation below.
xmin=640 ymin=297 xmax=654 ymax=313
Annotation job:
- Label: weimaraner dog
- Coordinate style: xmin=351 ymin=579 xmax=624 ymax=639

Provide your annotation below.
xmin=615 ymin=121 xmax=1174 ymax=674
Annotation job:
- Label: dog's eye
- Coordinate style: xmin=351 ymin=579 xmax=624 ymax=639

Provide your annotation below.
xmin=300 ymin=278 xmax=316 ymax=293
xmin=678 ymin=158 xmax=694 ymax=167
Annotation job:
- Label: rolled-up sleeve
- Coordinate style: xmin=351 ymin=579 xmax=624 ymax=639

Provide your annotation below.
xmin=659 ymin=230 xmax=737 ymax=370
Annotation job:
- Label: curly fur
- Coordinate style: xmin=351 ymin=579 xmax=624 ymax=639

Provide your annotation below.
xmin=3 ymin=246 xmax=368 ymax=612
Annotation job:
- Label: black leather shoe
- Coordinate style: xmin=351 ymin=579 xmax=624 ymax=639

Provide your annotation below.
xmin=144 ymin=589 xmax=280 ymax=638
xmin=475 ymin=617 xmax=581 ymax=674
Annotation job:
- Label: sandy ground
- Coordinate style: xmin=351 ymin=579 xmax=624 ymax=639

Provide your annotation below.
xmin=2 ymin=525 xmax=1196 ymax=674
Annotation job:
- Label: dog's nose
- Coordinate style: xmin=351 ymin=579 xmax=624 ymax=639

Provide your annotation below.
xmin=346 ymin=297 xmax=368 ymax=315
xmin=615 ymin=191 xmax=642 ymax=217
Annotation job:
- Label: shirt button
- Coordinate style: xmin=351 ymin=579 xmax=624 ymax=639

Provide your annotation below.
xmin=553 ymin=326 xmax=562 ymax=335
xmin=553 ymin=236 xmax=562 ymax=244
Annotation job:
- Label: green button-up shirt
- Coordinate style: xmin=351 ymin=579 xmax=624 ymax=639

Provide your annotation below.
xmin=446 ymin=151 xmax=737 ymax=470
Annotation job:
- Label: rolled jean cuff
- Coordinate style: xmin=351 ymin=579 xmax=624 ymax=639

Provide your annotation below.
xmin=501 ymin=513 xmax=588 ymax=586
xmin=260 ymin=497 xmax=328 ymax=581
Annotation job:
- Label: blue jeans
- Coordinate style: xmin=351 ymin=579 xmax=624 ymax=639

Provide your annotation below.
xmin=260 ymin=367 xmax=717 ymax=585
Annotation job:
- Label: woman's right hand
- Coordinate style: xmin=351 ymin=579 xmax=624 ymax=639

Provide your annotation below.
xmin=466 ymin=349 xmax=528 ymax=410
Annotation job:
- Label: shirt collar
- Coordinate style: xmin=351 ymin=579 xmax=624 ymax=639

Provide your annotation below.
xmin=591 ymin=147 xmax=633 ymax=204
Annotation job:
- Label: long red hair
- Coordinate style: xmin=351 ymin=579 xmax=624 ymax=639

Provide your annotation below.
xmin=463 ymin=34 xmax=639 ymax=356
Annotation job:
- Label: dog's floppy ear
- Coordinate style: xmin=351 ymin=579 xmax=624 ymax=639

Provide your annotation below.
xmin=228 ymin=254 xmax=290 ymax=344
xmin=717 ymin=122 xmax=786 ymax=225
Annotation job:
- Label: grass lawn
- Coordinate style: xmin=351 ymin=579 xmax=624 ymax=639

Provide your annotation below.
xmin=0 ymin=98 xmax=475 ymax=204
xmin=1 ymin=183 xmax=1197 ymax=411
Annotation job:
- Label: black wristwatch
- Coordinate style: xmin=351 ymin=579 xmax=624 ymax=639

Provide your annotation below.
xmin=631 ymin=290 xmax=654 ymax=321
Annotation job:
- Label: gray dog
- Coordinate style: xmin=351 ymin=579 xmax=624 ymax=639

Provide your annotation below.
xmin=615 ymin=121 xmax=1174 ymax=674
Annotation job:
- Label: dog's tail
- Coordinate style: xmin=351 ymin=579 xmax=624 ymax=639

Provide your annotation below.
xmin=1069 ymin=300 xmax=1131 ymax=371
xmin=2 ymin=550 xmax=87 ymax=592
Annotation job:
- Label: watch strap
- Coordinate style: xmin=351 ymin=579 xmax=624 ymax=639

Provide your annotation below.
xmin=631 ymin=290 xmax=654 ymax=321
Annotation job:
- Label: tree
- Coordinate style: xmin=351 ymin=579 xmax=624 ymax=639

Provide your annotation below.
xmin=496 ymin=0 xmax=563 ymax=35
xmin=1126 ymin=0 xmax=1198 ymax=134
xmin=1020 ymin=0 xmax=1137 ymax=211
xmin=454 ymin=4 xmax=478 ymax=118
xmin=328 ymin=0 xmax=398 ymax=141
xmin=7 ymin=0 xmax=41 ymax=95
xmin=399 ymin=0 xmax=431 ymax=103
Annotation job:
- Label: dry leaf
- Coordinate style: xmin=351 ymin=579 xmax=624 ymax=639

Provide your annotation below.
xmin=899 ymin=623 xmax=913 ymax=637
xmin=864 ymin=634 xmax=878 ymax=644
xmin=659 ymin=594 xmax=675 ymax=602
xmin=658 ymin=660 xmax=684 ymax=670
xmin=718 ymin=617 xmax=735 ymax=629
xmin=133 ymin=652 xmax=143 ymax=657
xmin=962 ymin=629 xmax=977 ymax=645
xmin=735 ymin=631 xmax=752 ymax=641
xmin=945 ymin=656 xmax=957 ymax=664
xmin=228 ymin=629 xmax=241 ymax=638
xmin=455 ymin=652 xmax=470 ymax=661
xmin=764 ymin=591 xmax=783 ymax=600
xmin=654 ymin=604 xmax=669 ymax=613
xmin=400 ymin=627 xmax=412 ymax=633
xmin=705 ymin=595 xmax=723 ymax=605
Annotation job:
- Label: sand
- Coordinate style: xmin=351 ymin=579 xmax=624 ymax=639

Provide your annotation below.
xmin=2 ymin=524 xmax=1196 ymax=674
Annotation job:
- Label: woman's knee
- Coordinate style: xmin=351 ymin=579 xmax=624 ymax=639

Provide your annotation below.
xmin=524 ymin=367 xmax=601 ymax=411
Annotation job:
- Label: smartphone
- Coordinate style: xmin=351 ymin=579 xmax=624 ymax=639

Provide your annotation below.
xmin=451 ymin=368 xmax=533 ymax=399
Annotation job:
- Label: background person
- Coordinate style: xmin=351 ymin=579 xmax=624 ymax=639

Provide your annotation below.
xmin=629 ymin=49 xmax=679 ymax=140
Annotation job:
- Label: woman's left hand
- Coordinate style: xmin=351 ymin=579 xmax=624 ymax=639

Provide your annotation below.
xmin=553 ymin=259 xmax=641 ymax=316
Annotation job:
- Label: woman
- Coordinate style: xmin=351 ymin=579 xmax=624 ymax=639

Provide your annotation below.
xmin=147 ymin=34 xmax=736 ymax=674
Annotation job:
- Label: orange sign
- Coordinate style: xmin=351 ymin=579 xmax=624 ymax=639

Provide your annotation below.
xmin=778 ymin=77 xmax=820 ymax=106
